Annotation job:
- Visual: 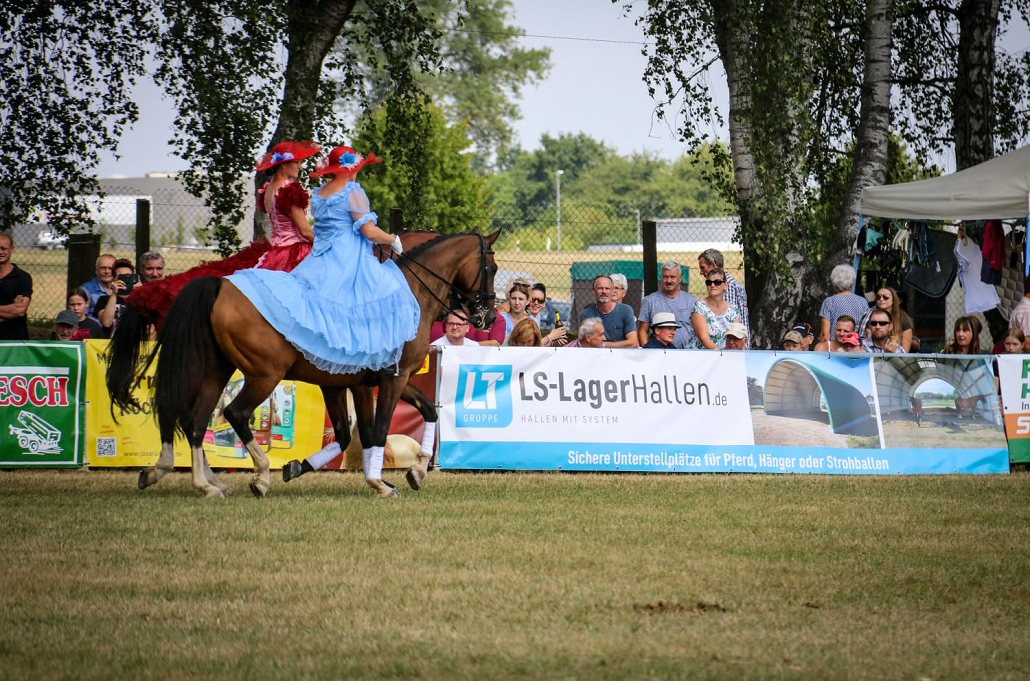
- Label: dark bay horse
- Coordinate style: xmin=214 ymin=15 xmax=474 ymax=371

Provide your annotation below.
xmin=106 ymin=231 xmax=498 ymax=498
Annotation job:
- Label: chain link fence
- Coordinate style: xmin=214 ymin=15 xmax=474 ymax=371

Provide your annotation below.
xmin=7 ymin=175 xmax=1006 ymax=352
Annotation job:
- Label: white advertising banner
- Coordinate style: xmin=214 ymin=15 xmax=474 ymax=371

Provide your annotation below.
xmin=439 ymin=347 xmax=753 ymax=472
xmin=438 ymin=348 xmax=1010 ymax=475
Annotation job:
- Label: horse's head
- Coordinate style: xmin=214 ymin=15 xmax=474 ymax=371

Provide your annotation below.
xmin=452 ymin=230 xmax=499 ymax=330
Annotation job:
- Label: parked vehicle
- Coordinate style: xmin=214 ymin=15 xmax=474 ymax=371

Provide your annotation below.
xmin=36 ymin=230 xmax=67 ymax=250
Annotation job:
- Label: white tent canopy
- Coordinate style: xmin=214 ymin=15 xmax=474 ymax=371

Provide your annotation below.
xmin=860 ymin=145 xmax=1030 ymax=221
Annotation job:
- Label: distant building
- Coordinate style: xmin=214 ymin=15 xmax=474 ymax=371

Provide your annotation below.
xmin=587 ymin=216 xmax=741 ymax=253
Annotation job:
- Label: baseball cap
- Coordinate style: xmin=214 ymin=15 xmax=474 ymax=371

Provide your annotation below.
xmin=841 ymin=332 xmax=861 ymax=346
xmin=54 ymin=310 xmax=79 ymax=327
xmin=781 ymin=330 xmax=803 ymax=345
xmin=725 ymin=322 xmax=747 ymax=339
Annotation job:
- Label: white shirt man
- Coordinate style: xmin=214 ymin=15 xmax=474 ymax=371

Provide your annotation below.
xmin=431 ymin=312 xmax=478 ymax=347
xmin=637 ymin=262 xmax=697 ymax=348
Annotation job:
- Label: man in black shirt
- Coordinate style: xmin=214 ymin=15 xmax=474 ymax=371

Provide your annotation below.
xmin=0 ymin=233 xmax=32 ymax=340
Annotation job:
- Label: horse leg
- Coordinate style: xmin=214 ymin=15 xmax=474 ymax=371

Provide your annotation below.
xmin=187 ymin=368 xmax=235 ymax=498
xmin=283 ymin=386 xmax=352 ymax=482
xmin=220 ymin=376 xmax=280 ymax=498
xmin=353 ymin=385 xmax=397 ymax=498
xmin=139 ymin=441 xmax=175 ymax=490
xmin=399 ymin=383 xmax=438 ymax=491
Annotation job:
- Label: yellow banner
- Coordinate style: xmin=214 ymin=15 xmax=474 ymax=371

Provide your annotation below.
xmin=85 ymin=340 xmax=324 ymax=468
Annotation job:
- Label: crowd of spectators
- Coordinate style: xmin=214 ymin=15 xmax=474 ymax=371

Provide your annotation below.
xmin=3 ymin=235 xmax=1026 ymax=358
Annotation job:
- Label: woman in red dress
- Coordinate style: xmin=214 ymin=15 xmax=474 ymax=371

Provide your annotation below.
xmin=125 ymin=140 xmax=321 ymax=329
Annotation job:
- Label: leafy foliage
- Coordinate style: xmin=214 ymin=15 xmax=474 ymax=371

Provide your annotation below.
xmin=350 ymin=104 xmax=488 ymax=231
xmin=0 ymin=1 xmax=152 ymax=231
xmin=339 ymin=0 xmax=550 ymax=169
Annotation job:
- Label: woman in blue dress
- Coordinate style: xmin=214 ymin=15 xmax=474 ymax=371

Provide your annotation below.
xmin=226 ymin=146 xmax=420 ymax=375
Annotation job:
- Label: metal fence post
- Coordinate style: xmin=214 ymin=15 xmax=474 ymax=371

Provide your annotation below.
xmin=135 ymin=199 xmax=151 ymax=267
xmin=642 ymin=219 xmax=658 ymax=296
xmin=66 ymin=233 xmax=101 ymax=296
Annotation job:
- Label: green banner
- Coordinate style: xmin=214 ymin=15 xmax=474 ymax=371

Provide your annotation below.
xmin=0 ymin=342 xmax=85 ymax=467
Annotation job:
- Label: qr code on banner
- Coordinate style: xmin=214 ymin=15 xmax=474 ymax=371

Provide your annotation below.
xmin=96 ymin=437 xmax=117 ymax=458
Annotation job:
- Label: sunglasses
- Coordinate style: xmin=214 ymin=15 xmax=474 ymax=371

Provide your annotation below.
xmin=876 ymin=294 xmax=892 ymax=300
xmin=868 ymin=320 xmax=890 ymax=327
xmin=445 ymin=321 xmax=468 ymax=328
xmin=705 ymin=279 xmax=725 ymax=286
xmin=529 ymin=297 xmax=545 ymax=304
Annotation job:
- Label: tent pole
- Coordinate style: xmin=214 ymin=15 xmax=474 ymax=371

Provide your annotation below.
xmin=853 ymin=215 xmax=866 ymax=292
xmin=1025 ymin=217 xmax=1029 ymax=278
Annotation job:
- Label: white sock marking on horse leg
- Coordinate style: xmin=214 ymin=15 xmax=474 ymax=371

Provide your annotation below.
xmin=419 ymin=423 xmax=436 ymax=456
xmin=305 ymin=441 xmax=342 ymax=470
xmin=362 ymin=447 xmax=373 ymax=480
xmin=367 ymin=445 xmax=385 ymax=480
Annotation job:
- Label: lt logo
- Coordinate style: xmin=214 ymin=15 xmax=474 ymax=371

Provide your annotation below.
xmin=455 ymin=364 xmax=512 ymax=428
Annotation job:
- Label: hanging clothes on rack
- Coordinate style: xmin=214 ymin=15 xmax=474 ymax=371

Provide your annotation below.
xmin=955 ymin=229 xmax=1000 ymax=314
xmin=980 ymin=219 xmax=1005 ymax=285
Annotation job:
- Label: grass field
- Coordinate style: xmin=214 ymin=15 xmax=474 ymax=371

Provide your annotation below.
xmin=2 ymin=470 xmax=1028 ymax=679
xmin=15 ymin=246 xmax=743 ymax=323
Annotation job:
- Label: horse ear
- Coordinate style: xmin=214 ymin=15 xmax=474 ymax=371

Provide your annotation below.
xmin=470 ymin=226 xmax=480 ymax=235
xmin=485 ymin=229 xmax=501 ymax=246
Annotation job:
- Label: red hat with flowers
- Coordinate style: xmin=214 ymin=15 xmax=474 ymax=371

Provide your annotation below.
xmin=309 ymin=146 xmax=382 ymax=179
xmin=255 ymin=140 xmax=322 ymax=172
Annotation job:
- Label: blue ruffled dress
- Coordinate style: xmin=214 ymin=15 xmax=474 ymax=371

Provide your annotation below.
xmin=226 ymin=181 xmax=420 ymax=373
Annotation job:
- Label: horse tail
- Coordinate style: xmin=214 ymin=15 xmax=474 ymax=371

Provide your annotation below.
xmin=105 ymin=302 xmax=153 ymax=419
xmin=153 ymin=277 xmax=223 ymax=441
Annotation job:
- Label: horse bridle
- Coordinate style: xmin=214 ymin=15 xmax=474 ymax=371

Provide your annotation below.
xmin=389 ymin=233 xmax=496 ymax=328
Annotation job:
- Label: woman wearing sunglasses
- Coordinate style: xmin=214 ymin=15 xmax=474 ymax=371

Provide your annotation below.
xmin=859 ymin=286 xmax=914 ymax=352
xmin=689 ymin=267 xmax=742 ymax=349
xmin=527 ymin=285 xmax=568 ymax=346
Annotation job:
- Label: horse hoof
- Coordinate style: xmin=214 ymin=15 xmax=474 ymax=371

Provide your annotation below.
xmin=405 ymin=465 xmax=425 ymax=491
xmin=282 ymin=459 xmax=303 ymax=483
xmin=138 ymin=469 xmax=151 ymax=490
xmin=249 ymin=481 xmax=268 ymax=498
xmin=367 ymin=478 xmax=399 ymax=499
xmin=204 ymin=488 xmax=225 ymax=499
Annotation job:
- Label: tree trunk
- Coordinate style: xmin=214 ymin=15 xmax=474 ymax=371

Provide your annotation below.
xmin=253 ymin=0 xmax=356 ymax=239
xmin=826 ymin=0 xmax=892 ymax=269
xmin=953 ymin=0 xmax=1000 ymax=171
xmin=710 ymin=0 xmax=816 ymax=348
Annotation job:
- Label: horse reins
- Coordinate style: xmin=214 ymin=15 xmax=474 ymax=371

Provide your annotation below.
xmin=382 ymin=233 xmax=495 ymax=327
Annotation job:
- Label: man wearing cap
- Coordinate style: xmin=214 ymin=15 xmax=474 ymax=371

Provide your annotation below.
xmin=724 ymin=322 xmax=748 ymax=350
xmin=637 ymin=262 xmax=697 ymax=349
xmin=839 ymin=332 xmax=863 ymax=352
xmin=0 ymin=233 xmax=32 ymax=340
xmin=861 ymin=309 xmax=904 ymax=353
xmin=781 ymin=329 xmax=804 ymax=351
xmin=643 ymin=312 xmax=680 ymax=349
xmin=50 ymin=310 xmax=79 ymax=341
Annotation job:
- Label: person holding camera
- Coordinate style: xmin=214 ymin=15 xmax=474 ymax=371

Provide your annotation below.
xmin=93 ymin=258 xmax=139 ymax=337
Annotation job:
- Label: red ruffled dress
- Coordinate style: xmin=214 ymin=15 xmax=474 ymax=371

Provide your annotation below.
xmin=125 ymin=181 xmax=312 ymax=329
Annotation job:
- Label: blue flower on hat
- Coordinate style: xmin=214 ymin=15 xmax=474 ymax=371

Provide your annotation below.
xmin=340 ymin=152 xmax=357 ymax=167
xmin=270 ymin=151 xmax=295 ymax=165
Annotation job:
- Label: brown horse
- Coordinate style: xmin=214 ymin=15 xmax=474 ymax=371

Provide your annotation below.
xmin=106 ymin=231 xmax=498 ymax=498
xmin=954 ymin=393 xmax=990 ymax=419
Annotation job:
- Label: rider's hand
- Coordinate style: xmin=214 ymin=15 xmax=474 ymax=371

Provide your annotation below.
xmin=390 ymin=235 xmax=403 ymax=255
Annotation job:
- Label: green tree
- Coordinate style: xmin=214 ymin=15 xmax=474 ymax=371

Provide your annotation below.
xmin=0 ymin=0 xmax=442 ymax=254
xmin=350 ymin=104 xmax=488 ymax=231
xmin=339 ymin=0 xmax=551 ymax=169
